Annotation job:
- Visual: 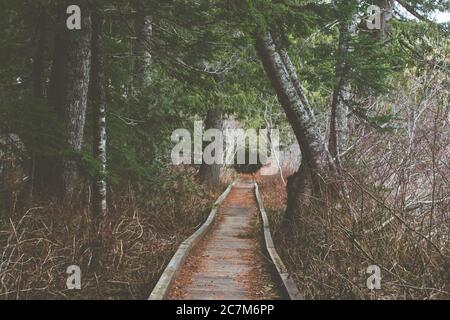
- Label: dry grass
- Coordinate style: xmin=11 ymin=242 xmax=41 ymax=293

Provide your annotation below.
xmin=0 ymin=167 xmax=219 ymax=300
xmin=257 ymin=168 xmax=449 ymax=300
xmin=256 ymin=70 xmax=449 ymax=300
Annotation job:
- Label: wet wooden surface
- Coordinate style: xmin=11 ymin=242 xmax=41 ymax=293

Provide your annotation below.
xmin=167 ymin=175 xmax=281 ymax=300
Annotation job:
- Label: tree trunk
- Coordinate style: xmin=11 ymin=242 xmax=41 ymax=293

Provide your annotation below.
xmin=48 ymin=1 xmax=92 ymax=197
xmin=328 ymin=20 xmax=356 ymax=163
xmin=32 ymin=8 xmax=47 ymax=99
xmin=90 ymin=11 xmax=108 ymax=217
xmin=133 ymin=0 xmax=152 ymax=92
xmin=48 ymin=3 xmax=69 ymax=112
xmin=29 ymin=7 xmax=47 ymax=198
xmin=254 ymin=32 xmax=339 ymax=223
xmin=199 ymin=108 xmax=223 ymax=188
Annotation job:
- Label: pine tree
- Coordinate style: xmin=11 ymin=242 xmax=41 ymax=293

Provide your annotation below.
xmin=48 ymin=0 xmax=92 ymax=197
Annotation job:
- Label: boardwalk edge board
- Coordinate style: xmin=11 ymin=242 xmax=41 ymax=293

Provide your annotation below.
xmin=253 ymin=181 xmax=303 ymax=300
xmin=148 ymin=179 xmax=238 ymax=300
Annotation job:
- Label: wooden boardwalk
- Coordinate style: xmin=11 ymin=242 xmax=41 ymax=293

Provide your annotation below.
xmin=167 ymin=175 xmax=281 ymax=300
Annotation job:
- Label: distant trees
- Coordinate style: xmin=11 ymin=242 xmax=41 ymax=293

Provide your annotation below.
xmin=199 ymin=108 xmax=223 ymax=187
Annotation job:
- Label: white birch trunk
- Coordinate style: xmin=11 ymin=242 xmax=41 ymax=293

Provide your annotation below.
xmin=328 ymin=19 xmax=357 ymax=162
xmin=90 ymin=11 xmax=107 ymax=216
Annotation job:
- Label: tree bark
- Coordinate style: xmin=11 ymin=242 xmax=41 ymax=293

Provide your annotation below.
xmin=199 ymin=108 xmax=223 ymax=187
xmin=133 ymin=0 xmax=152 ymax=92
xmin=328 ymin=20 xmax=356 ymax=163
xmin=48 ymin=1 xmax=92 ymax=197
xmin=32 ymin=8 xmax=47 ymax=99
xmin=29 ymin=7 xmax=48 ymax=197
xmin=48 ymin=3 xmax=69 ymax=112
xmin=254 ymin=32 xmax=339 ymax=222
xmin=90 ymin=11 xmax=108 ymax=217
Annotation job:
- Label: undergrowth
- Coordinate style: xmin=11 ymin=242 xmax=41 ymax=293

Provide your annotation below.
xmin=0 ymin=167 xmax=219 ymax=299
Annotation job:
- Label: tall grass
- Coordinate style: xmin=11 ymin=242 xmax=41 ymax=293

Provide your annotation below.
xmin=0 ymin=167 xmax=218 ymax=299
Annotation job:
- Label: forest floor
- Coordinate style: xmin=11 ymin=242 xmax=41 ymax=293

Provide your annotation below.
xmin=167 ymin=175 xmax=281 ymax=300
xmin=0 ymin=169 xmax=221 ymax=299
xmin=256 ymin=172 xmax=449 ymax=300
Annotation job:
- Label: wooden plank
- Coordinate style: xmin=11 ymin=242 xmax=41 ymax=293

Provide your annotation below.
xmin=166 ymin=175 xmax=281 ymax=300
xmin=254 ymin=181 xmax=303 ymax=300
xmin=148 ymin=180 xmax=237 ymax=300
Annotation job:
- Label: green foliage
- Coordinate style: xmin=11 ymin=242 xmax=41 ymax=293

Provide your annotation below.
xmin=0 ymin=0 xmax=448 ymax=191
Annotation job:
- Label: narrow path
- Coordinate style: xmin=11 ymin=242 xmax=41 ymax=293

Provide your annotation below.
xmin=167 ymin=175 xmax=281 ymax=300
